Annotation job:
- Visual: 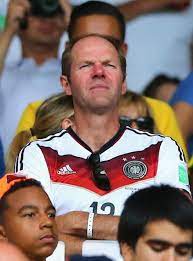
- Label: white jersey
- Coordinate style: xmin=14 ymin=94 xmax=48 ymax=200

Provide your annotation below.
xmin=15 ymin=126 xmax=190 ymax=216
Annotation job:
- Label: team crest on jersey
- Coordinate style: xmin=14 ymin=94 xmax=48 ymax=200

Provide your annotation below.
xmin=123 ymin=160 xmax=147 ymax=179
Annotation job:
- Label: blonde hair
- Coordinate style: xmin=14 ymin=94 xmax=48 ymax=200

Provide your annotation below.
xmin=119 ymin=91 xmax=150 ymax=117
xmin=6 ymin=93 xmax=74 ymax=172
xmin=119 ymin=91 xmax=157 ymax=132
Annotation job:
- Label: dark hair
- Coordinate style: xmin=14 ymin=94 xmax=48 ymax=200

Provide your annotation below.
xmin=68 ymin=1 xmax=125 ymax=42
xmin=118 ymin=185 xmax=193 ymax=249
xmin=62 ymin=34 xmax=126 ymax=81
xmin=143 ymin=74 xmax=180 ymax=98
xmin=0 ymin=179 xmax=43 ymax=224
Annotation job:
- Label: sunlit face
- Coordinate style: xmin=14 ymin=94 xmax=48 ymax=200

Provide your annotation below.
xmin=71 ymin=14 xmax=127 ymax=55
xmin=2 ymin=186 xmax=58 ymax=260
xmin=20 ymin=14 xmax=66 ymax=46
xmin=62 ymin=36 xmax=126 ymax=114
xmin=121 ymin=220 xmax=193 ymax=261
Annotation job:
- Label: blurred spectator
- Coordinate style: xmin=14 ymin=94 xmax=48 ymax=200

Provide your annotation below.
xmin=0 ymin=0 xmax=71 ymax=154
xmin=118 ymin=185 xmax=193 ymax=261
xmin=0 ymin=137 xmax=5 ymax=177
xmin=6 ymin=93 xmax=74 ymax=172
xmin=143 ymin=74 xmax=180 ymax=103
xmin=70 ymin=0 xmax=193 ymax=92
xmin=170 ymin=72 xmax=193 ymax=159
xmin=119 ymin=91 xmax=155 ymax=133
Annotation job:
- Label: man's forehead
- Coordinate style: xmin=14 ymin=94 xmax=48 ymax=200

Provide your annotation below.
xmin=71 ymin=36 xmax=118 ymax=59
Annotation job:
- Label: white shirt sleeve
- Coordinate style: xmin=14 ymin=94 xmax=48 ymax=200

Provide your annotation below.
xmin=155 ymin=136 xmax=190 ymax=194
xmin=14 ymin=142 xmax=54 ymax=203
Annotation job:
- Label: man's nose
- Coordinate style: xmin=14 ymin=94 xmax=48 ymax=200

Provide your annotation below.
xmin=40 ymin=214 xmax=53 ymax=229
xmin=92 ymin=63 xmax=105 ymax=77
xmin=162 ymin=248 xmax=176 ymax=261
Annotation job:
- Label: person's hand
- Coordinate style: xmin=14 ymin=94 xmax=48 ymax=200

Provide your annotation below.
xmin=59 ymin=0 xmax=72 ymax=27
xmin=6 ymin=0 xmax=30 ymax=34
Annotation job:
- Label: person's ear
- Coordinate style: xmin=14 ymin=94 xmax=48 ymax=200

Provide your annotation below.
xmin=0 ymin=225 xmax=7 ymax=240
xmin=121 ymin=43 xmax=128 ymax=56
xmin=120 ymin=242 xmax=134 ymax=261
xmin=121 ymin=80 xmax=127 ymax=95
xmin=60 ymin=75 xmax=72 ymax=95
xmin=61 ymin=118 xmax=73 ymax=129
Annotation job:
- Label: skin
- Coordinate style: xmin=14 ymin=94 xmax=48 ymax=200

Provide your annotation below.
xmin=155 ymin=83 xmax=177 ymax=103
xmin=70 ymin=14 xmax=127 ymax=55
xmin=0 ymin=241 xmax=30 ymax=261
xmin=0 ymin=186 xmax=58 ymax=261
xmin=61 ymin=36 xmax=126 ymax=151
xmin=121 ymin=220 xmax=193 ymax=261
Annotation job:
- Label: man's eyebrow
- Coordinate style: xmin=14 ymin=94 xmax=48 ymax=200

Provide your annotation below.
xmin=146 ymin=239 xmax=171 ymax=246
xmin=46 ymin=205 xmax=56 ymax=212
xmin=18 ymin=204 xmax=56 ymax=214
xmin=146 ymin=239 xmax=193 ymax=248
xmin=18 ymin=205 xmax=38 ymax=214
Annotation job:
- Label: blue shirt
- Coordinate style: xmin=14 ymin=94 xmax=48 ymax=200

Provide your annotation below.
xmin=170 ymin=72 xmax=193 ymax=156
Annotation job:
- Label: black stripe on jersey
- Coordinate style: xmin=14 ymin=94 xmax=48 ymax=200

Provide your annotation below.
xmin=170 ymin=137 xmax=185 ymax=162
xmin=68 ymin=124 xmax=126 ymax=154
xmin=126 ymin=126 xmax=164 ymax=138
xmin=38 ymin=129 xmax=67 ymax=143
xmin=15 ymin=142 xmax=32 ymax=171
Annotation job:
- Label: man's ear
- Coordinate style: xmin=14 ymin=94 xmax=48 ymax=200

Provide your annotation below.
xmin=121 ymin=43 xmax=128 ymax=56
xmin=0 ymin=225 xmax=7 ymax=240
xmin=120 ymin=242 xmax=134 ymax=261
xmin=60 ymin=75 xmax=72 ymax=95
xmin=121 ymin=80 xmax=127 ymax=95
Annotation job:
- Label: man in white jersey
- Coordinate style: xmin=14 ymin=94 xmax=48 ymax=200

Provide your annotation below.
xmin=15 ymin=35 xmax=190 ymax=256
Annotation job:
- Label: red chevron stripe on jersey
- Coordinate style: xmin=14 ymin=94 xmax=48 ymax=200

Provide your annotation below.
xmin=39 ymin=142 xmax=161 ymax=196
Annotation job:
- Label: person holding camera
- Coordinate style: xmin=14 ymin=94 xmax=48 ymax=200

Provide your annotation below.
xmin=0 ymin=0 xmax=71 ymax=154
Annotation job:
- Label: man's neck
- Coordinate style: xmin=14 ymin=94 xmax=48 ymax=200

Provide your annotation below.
xmin=73 ymin=111 xmax=120 ymax=152
xmin=22 ymin=42 xmax=58 ymax=65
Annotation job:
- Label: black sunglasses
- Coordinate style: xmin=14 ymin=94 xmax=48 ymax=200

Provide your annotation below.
xmin=88 ymin=152 xmax=111 ymax=191
xmin=120 ymin=116 xmax=154 ymax=133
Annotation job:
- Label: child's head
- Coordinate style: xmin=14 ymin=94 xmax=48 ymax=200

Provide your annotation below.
xmin=0 ymin=173 xmax=58 ymax=261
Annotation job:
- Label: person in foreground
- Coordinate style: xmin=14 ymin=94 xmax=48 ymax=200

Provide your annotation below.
xmin=0 ymin=241 xmax=30 ymax=261
xmin=15 ymin=35 xmax=190 ymax=255
xmin=0 ymin=173 xmax=58 ymax=261
xmin=118 ymin=185 xmax=193 ymax=261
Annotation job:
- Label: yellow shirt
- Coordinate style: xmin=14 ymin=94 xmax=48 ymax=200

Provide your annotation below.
xmin=16 ymin=97 xmax=188 ymax=161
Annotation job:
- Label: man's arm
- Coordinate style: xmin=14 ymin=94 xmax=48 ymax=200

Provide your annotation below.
xmin=56 ymin=211 xmax=119 ymax=255
xmin=172 ymin=102 xmax=193 ymax=147
xmin=118 ymin=0 xmax=191 ymax=22
xmin=0 ymin=0 xmax=30 ymax=74
xmin=56 ymin=211 xmax=119 ymax=240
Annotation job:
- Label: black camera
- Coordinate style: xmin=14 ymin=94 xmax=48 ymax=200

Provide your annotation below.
xmin=29 ymin=0 xmax=62 ymax=17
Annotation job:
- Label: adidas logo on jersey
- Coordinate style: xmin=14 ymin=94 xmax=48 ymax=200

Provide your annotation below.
xmin=57 ymin=165 xmax=76 ymax=175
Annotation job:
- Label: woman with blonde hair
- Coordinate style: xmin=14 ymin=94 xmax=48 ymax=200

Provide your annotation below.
xmin=119 ymin=90 xmax=156 ymax=133
xmin=6 ymin=93 xmax=74 ymax=172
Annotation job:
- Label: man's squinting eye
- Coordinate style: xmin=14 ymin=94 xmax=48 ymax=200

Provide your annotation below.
xmin=104 ymin=63 xmax=116 ymax=68
xmin=79 ymin=63 xmax=91 ymax=69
